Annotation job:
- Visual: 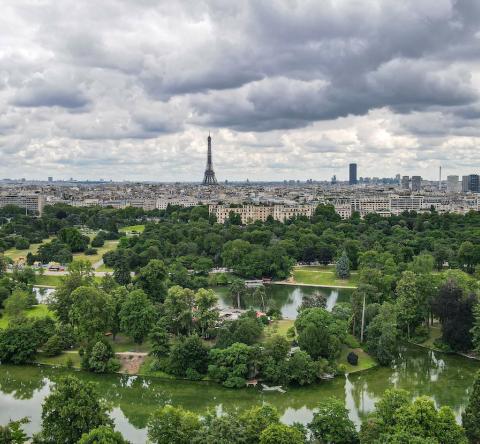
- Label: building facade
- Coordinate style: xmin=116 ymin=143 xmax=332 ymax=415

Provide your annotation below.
xmin=209 ymin=204 xmax=315 ymax=224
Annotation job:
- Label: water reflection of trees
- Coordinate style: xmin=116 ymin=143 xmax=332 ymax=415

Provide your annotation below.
xmin=0 ymin=366 xmax=47 ymax=399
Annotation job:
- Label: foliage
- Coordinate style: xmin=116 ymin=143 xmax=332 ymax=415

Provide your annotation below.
xmin=298 ymin=291 xmax=327 ymax=311
xmin=366 ymin=302 xmax=400 ymax=366
xmin=215 ymin=314 xmax=264 ymax=348
xmin=40 ymin=376 xmax=112 ymax=444
xmin=149 ymin=323 xmax=170 ymax=359
xmin=309 ymin=398 xmax=359 ymax=444
xmin=432 ymin=279 xmax=476 ymax=351
xmin=259 ymin=423 xmax=305 ymax=444
xmin=162 ymin=286 xmax=195 ymax=336
xmin=134 ymin=259 xmax=168 ymax=302
xmin=147 ymin=405 xmax=200 ymax=444
xmin=462 ymin=371 xmax=480 ymax=443
xmin=168 ymin=335 xmax=209 ymax=377
xmin=77 ymin=426 xmax=129 ymax=444
xmin=295 ymin=308 xmax=345 ymax=360
xmin=0 ymin=323 xmax=39 ymax=364
xmin=119 ymin=289 xmax=156 ymax=344
xmin=69 ymin=286 xmax=113 ymax=342
xmin=208 ymin=342 xmax=254 ymax=387
xmin=360 ymin=389 xmax=467 ymax=444
xmin=336 ymin=250 xmax=351 ymax=279
xmin=0 ymin=418 xmax=29 ymax=444
xmin=42 ymin=334 xmax=64 ymax=357
xmin=82 ymin=339 xmax=120 ymax=373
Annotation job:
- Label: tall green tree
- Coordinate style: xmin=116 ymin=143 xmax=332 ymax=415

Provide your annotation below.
xmin=295 ymin=308 xmax=345 ymax=360
xmin=163 ymin=286 xmax=195 ymax=336
xmin=309 ymin=398 xmax=359 ymax=444
xmin=194 ymin=288 xmax=219 ymax=338
xmin=336 ymin=251 xmax=351 ymax=279
xmin=147 ymin=405 xmax=200 ymax=444
xmin=40 ymin=376 xmax=112 ymax=443
xmin=49 ymin=260 xmax=94 ymax=325
xmin=119 ymin=289 xmax=156 ymax=344
xmin=69 ymin=286 xmax=113 ymax=342
xmin=135 ymin=259 xmax=168 ymax=302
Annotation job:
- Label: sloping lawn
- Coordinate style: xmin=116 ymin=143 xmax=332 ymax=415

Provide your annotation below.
xmin=338 ymin=346 xmax=377 ymax=373
xmin=35 ymin=274 xmax=64 ymax=287
xmin=0 ymin=304 xmax=55 ymax=329
xmin=73 ymin=240 xmax=119 ymax=266
xmin=3 ymin=237 xmax=55 ymax=262
xmin=292 ymin=269 xmax=359 ymax=287
xmin=262 ymin=319 xmax=294 ymax=341
xmin=119 ymin=225 xmax=145 ymax=233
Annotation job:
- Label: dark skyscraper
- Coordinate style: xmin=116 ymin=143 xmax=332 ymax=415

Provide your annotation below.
xmin=468 ymin=174 xmax=479 ymax=193
xmin=349 ymin=163 xmax=357 ymax=185
xmin=202 ymin=133 xmax=217 ymax=185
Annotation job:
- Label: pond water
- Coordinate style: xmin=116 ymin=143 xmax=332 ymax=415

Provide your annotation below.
xmin=1 ymin=345 xmax=478 ymax=443
xmin=216 ymin=284 xmax=353 ymax=319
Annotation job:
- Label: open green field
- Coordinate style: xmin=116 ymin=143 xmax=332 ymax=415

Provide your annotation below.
xmin=3 ymin=237 xmax=56 ymax=262
xmin=35 ymin=274 xmax=64 ymax=287
xmin=292 ymin=268 xmax=359 ymax=287
xmin=97 ymin=264 xmax=114 ymax=272
xmin=36 ymin=351 xmax=82 ymax=369
xmin=0 ymin=304 xmax=54 ymax=329
xmin=338 ymin=346 xmax=377 ymax=373
xmin=73 ymin=240 xmax=119 ymax=266
xmin=119 ymin=224 xmax=145 ymax=233
xmin=262 ymin=319 xmax=294 ymax=341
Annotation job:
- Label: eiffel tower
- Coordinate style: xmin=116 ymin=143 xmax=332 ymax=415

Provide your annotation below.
xmin=202 ymin=133 xmax=218 ymax=185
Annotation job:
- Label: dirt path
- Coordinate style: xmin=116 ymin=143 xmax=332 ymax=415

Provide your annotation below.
xmin=116 ymin=352 xmax=148 ymax=374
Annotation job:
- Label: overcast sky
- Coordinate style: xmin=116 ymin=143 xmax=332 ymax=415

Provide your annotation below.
xmin=1 ymin=0 xmax=480 ymax=182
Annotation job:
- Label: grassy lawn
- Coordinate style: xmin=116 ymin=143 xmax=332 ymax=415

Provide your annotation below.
xmin=3 ymin=236 xmax=58 ymax=263
xmin=107 ymin=334 xmax=152 ymax=353
xmin=73 ymin=240 xmax=119 ymax=266
xmin=0 ymin=304 xmax=55 ymax=328
xmin=295 ymin=265 xmax=336 ymax=271
xmin=119 ymin=225 xmax=145 ymax=233
xmin=262 ymin=319 xmax=294 ymax=341
xmin=338 ymin=346 xmax=377 ymax=374
xmin=35 ymin=274 xmax=64 ymax=287
xmin=292 ymin=269 xmax=359 ymax=287
xmin=36 ymin=351 xmax=82 ymax=369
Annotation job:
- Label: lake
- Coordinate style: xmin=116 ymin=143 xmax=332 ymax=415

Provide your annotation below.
xmin=0 ymin=345 xmax=478 ymax=443
xmin=216 ymin=284 xmax=353 ymax=319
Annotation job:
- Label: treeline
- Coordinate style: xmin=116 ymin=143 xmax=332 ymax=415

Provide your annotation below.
xmin=349 ymin=249 xmax=480 ymax=364
xmin=104 ymin=204 xmax=480 ymax=282
xmin=2 ymin=371 xmax=480 ymax=443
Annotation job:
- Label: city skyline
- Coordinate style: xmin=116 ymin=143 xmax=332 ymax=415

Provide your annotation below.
xmin=1 ymin=1 xmax=480 ymax=181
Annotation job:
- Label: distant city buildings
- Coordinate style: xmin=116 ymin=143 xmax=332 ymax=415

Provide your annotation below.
xmin=411 ymin=176 xmax=422 ymax=192
xmin=209 ymin=204 xmax=315 ymax=224
xmin=447 ymin=175 xmax=460 ymax=193
xmin=0 ymin=193 xmax=46 ymax=215
xmin=401 ymin=176 xmax=410 ymax=190
xmin=349 ymin=163 xmax=357 ymax=185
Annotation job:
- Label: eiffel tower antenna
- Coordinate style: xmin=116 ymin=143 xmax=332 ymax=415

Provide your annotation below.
xmin=202 ymin=133 xmax=217 ymax=185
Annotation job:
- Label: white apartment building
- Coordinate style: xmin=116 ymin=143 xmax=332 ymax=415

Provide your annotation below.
xmin=209 ymin=204 xmax=315 ymax=224
xmin=0 ymin=194 xmax=46 ymax=215
xmin=156 ymin=197 xmax=199 ymax=210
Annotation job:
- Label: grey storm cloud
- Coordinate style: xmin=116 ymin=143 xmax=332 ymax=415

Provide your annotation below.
xmin=0 ymin=0 xmax=480 ymax=180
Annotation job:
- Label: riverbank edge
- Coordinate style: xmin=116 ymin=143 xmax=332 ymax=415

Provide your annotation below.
xmin=408 ymin=340 xmax=480 ymax=362
xmin=273 ymin=281 xmax=358 ymax=289
xmin=28 ymin=349 xmax=379 ymax=387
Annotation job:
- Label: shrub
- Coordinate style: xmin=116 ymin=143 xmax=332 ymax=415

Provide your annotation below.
xmin=347 ymin=352 xmax=358 ymax=366
xmin=43 ymin=334 xmax=64 ymax=357
xmin=84 ymin=248 xmax=98 ymax=256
